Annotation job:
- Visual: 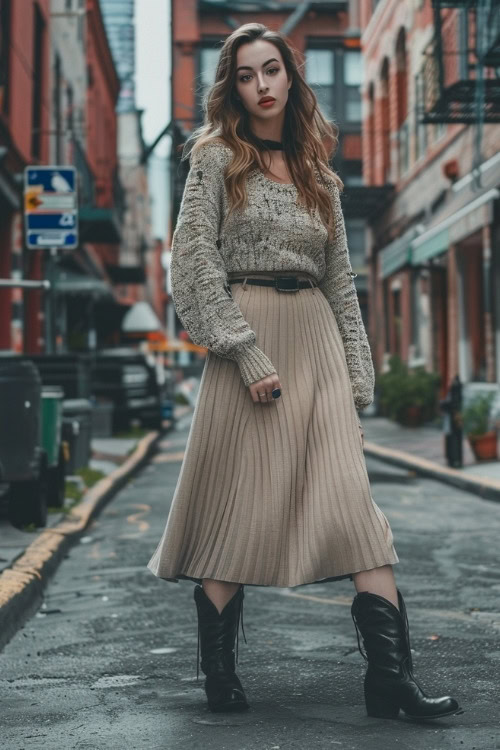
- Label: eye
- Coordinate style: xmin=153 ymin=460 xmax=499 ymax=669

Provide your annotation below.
xmin=238 ymin=67 xmax=280 ymax=83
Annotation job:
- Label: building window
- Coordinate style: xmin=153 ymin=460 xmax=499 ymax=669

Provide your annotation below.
xmin=414 ymin=73 xmax=427 ymax=160
xmin=0 ymin=0 xmax=11 ymax=115
xmin=66 ymin=83 xmax=74 ymax=131
xmin=31 ymin=4 xmax=45 ymax=159
xmin=380 ymin=57 xmax=390 ymax=182
xmin=345 ymin=219 xmax=365 ymax=269
xmin=366 ymin=81 xmax=375 ymax=184
xmin=305 ymin=46 xmax=362 ymax=123
xmin=53 ymin=54 xmax=62 ymax=162
xmin=343 ymin=159 xmax=363 ymax=186
xmin=436 ymin=121 xmax=446 ymax=140
xmin=398 ymin=120 xmax=410 ymax=176
xmin=395 ymin=28 xmax=409 ymax=177
xmin=305 ymin=48 xmax=335 ymax=121
xmin=198 ymin=45 xmax=220 ymax=115
xmin=344 ymin=50 xmax=363 ymax=122
xmin=458 ymin=8 xmax=469 ymax=81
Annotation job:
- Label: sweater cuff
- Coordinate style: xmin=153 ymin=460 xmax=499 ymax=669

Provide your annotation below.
xmin=234 ymin=344 xmax=277 ymax=387
xmin=352 ymin=379 xmax=374 ymax=412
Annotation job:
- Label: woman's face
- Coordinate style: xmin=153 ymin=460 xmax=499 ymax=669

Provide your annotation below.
xmin=234 ymin=39 xmax=291 ymax=126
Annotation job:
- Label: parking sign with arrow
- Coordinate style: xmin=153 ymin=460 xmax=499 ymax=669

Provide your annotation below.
xmin=24 ymin=166 xmax=78 ymax=250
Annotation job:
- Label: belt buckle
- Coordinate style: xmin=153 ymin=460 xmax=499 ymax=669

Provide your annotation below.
xmin=275 ymin=276 xmax=299 ymax=293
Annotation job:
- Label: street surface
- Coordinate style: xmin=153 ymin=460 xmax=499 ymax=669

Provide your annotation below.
xmin=1 ymin=409 xmax=500 ymax=749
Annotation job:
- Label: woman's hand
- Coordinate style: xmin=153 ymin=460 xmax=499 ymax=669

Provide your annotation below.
xmin=249 ymin=374 xmax=282 ymax=404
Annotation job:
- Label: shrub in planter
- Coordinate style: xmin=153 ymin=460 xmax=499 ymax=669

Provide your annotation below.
xmin=376 ymin=355 xmax=441 ymax=425
xmin=461 ymin=392 xmax=498 ymax=461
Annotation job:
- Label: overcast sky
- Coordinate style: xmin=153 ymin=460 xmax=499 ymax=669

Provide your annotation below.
xmin=135 ymin=0 xmax=171 ymax=238
xmin=135 ymin=0 xmax=170 ymax=157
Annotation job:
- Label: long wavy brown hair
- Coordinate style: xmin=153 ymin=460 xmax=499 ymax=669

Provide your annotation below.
xmin=182 ymin=22 xmax=343 ymax=242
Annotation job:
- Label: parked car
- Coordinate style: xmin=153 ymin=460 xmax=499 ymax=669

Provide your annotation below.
xmin=90 ymin=348 xmax=163 ymax=432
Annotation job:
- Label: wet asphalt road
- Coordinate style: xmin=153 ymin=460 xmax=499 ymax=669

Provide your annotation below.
xmin=1 ymin=409 xmax=500 ymax=750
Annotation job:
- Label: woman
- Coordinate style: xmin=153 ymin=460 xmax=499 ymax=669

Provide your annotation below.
xmin=147 ymin=23 xmax=462 ymax=720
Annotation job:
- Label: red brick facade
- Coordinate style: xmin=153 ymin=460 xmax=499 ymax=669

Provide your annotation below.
xmin=360 ymin=0 xmax=500 ymax=394
xmin=0 ymin=0 xmax=51 ymax=353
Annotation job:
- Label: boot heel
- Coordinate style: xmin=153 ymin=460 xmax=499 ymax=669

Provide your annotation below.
xmin=365 ymin=689 xmax=400 ymax=719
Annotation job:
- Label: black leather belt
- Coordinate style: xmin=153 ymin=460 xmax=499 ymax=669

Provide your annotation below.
xmin=227 ymin=276 xmax=318 ymax=293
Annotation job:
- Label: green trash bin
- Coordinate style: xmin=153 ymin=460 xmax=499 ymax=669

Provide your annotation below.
xmin=41 ymin=386 xmax=66 ymax=508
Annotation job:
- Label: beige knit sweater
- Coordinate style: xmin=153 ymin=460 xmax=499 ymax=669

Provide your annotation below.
xmin=170 ymin=140 xmax=375 ymax=411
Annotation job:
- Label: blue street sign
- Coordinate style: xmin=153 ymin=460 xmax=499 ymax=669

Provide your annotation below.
xmin=26 ymin=167 xmax=76 ymax=192
xmin=24 ymin=165 xmax=78 ymax=250
xmin=27 ymin=213 xmax=77 ymax=230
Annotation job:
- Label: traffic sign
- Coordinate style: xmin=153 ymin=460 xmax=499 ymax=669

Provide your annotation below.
xmin=24 ymin=166 xmax=78 ymax=250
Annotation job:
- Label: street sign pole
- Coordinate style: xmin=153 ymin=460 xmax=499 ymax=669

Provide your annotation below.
xmin=23 ymin=166 xmax=78 ymax=355
xmin=44 ymin=248 xmax=58 ymax=354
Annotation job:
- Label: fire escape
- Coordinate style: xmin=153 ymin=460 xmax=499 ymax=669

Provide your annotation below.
xmin=417 ymin=0 xmax=500 ymax=183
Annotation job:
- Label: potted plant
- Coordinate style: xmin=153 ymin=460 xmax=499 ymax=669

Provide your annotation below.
xmin=376 ymin=355 xmax=440 ymax=426
xmin=461 ymin=392 xmax=498 ymax=461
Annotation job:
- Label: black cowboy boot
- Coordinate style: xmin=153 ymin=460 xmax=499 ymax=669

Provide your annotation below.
xmin=351 ymin=589 xmax=462 ymax=720
xmin=194 ymin=583 xmax=250 ymax=712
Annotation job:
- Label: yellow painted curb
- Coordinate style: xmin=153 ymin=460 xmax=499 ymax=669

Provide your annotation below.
xmin=0 ymin=430 xmax=159 ymax=650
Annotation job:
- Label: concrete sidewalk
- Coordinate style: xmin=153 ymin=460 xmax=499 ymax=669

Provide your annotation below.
xmin=361 ymin=415 xmax=500 ymax=501
xmin=0 ymin=430 xmax=161 ymax=650
xmin=0 ymin=433 xmax=151 ymax=577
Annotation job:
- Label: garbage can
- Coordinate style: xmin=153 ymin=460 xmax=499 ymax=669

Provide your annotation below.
xmin=62 ymin=398 xmax=92 ymax=473
xmin=0 ymin=358 xmax=48 ymax=528
xmin=0 ymin=359 xmax=41 ymax=481
xmin=41 ymin=386 xmax=66 ymax=507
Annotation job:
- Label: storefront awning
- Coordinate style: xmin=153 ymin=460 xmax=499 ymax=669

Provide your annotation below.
xmin=380 ymin=226 xmax=421 ymax=278
xmin=411 ymin=188 xmax=499 ymax=264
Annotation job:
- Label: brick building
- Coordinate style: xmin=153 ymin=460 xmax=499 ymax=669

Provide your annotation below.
xmin=0 ymin=0 xmax=51 ymax=353
xmin=360 ymin=0 xmax=500 ymax=396
xmin=169 ymin=0 xmax=372 ymax=333
xmin=0 ymin=0 xmax=154 ymax=354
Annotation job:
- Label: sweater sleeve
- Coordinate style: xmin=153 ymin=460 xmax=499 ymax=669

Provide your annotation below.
xmin=318 ymin=179 xmax=375 ymax=411
xmin=169 ymin=142 xmax=277 ymax=387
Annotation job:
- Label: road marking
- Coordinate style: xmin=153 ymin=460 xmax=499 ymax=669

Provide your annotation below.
xmin=125 ymin=504 xmax=150 ymax=534
xmin=152 ymin=452 xmax=185 ymax=463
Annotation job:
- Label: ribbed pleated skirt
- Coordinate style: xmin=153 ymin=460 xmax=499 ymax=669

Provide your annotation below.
xmin=147 ymin=272 xmax=399 ymax=588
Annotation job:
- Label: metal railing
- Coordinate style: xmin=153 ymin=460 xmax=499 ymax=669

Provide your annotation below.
xmin=417 ymin=1 xmax=500 ymax=124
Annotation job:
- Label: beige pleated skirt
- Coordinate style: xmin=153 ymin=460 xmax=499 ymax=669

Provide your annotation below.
xmin=147 ymin=271 xmax=399 ymax=588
